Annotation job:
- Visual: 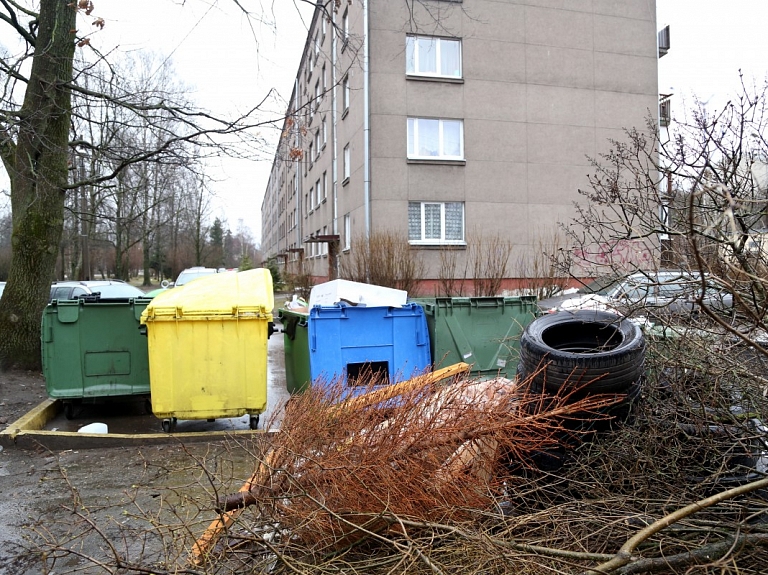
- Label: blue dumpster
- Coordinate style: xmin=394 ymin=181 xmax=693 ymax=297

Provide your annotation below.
xmin=308 ymin=303 xmax=431 ymax=396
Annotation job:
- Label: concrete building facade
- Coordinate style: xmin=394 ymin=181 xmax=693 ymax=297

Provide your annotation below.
xmin=261 ymin=0 xmax=660 ymax=293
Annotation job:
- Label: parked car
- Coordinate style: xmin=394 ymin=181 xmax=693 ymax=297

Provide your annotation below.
xmin=49 ymin=280 xmax=145 ymax=301
xmin=172 ymin=267 xmax=219 ymax=287
xmin=537 ymin=271 xmax=733 ymax=318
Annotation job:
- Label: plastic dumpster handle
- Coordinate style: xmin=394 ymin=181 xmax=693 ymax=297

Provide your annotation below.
xmin=475 ymin=298 xmax=504 ymax=307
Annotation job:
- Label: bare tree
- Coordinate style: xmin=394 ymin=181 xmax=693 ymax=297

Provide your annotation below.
xmin=556 ymin=79 xmax=768 ymax=344
xmin=0 ymin=2 xmax=285 ymax=369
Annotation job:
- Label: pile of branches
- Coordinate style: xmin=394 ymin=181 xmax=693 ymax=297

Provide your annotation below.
xmin=195 ymin=370 xmax=622 ymax=568
xmin=191 ymin=344 xmax=768 ymax=574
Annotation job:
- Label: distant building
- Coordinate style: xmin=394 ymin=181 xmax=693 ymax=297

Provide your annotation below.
xmin=261 ymin=0 xmax=661 ymax=292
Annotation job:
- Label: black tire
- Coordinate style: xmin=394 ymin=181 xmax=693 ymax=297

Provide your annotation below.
xmin=519 ymin=310 xmax=645 ymax=395
xmin=249 ymin=415 xmax=260 ymax=430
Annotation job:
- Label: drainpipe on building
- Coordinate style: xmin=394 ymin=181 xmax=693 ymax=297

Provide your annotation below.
xmin=294 ymin=78 xmax=302 ymax=251
xmin=363 ymin=0 xmax=371 ymax=240
xmin=331 ymin=4 xmax=339 ymax=277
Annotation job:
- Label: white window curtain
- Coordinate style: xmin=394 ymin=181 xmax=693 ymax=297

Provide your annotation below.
xmin=406 ymin=36 xmax=462 ymax=78
xmin=407 ymin=118 xmax=463 ymax=159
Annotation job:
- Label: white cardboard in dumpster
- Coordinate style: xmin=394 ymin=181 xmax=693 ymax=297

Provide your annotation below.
xmin=309 ymin=279 xmax=407 ymax=308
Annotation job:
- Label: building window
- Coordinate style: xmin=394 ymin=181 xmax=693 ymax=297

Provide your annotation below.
xmin=315 ymin=178 xmax=321 ymax=205
xmin=342 ymin=75 xmax=350 ymax=114
xmin=343 ymin=144 xmax=350 ymax=182
xmin=407 ymin=118 xmax=464 ymax=160
xmin=342 ymin=9 xmax=349 ymax=48
xmin=343 ymin=213 xmax=351 ymax=249
xmin=408 ymin=201 xmax=465 ymax=244
xmin=314 ymin=80 xmax=321 ymax=111
xmin=308 ymin=142 xmax=314 ymax=165
xmin=322 ymin=171 xmax=328 ymax=200
xmin=406 ymin=35 xmax=462 ymax=78
xmin=322 ymin=117 xmax=327 ymax=146
xmin=322 ymin=64 xmax=327 ymax=92
xmin=322 ymin=225 xmax=328 ymax=254
xmin=309 ymin=186 xmax=314 ymax=210
xmin=314 ymin=130 xmax=321 ymax=159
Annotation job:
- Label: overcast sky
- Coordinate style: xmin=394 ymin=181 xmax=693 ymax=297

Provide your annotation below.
xmin=657 ymin=1 xmax=768 ymax=111
xmin=97 ymin=0 xmax=313 ymax=240
xmin=2 ymin=1 xmax=768 ymax=245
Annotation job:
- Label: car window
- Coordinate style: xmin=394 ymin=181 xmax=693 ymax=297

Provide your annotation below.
xmin=619 ymin=283 xmax=651 ymax=301
xmin=93 ymin=284 xmax=144 ymax=298
xmin=657 ymin=282 xmax=688 ymax=298
xmin=72 ymin=287 xmax=88 ymax=297
xmin=581 ymin=276 xmax=623 ymax=295
xmin=51 ymin=286 xmax=72 ymax=300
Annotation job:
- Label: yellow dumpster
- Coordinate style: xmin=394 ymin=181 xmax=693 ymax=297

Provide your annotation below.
xmin=140 ymin=268 xmax=274 ymax=433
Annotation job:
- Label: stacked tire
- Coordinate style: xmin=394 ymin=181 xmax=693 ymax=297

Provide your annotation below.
xmin=518 ymin=310 xmax=646 ymax=432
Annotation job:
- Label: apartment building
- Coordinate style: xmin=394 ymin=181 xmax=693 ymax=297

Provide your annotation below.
xmin=261 ymin=0 xmax=660 ymax=291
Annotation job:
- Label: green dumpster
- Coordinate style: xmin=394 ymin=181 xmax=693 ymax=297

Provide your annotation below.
xmin=413 ymin=296 xmax=540 ymax=380
xmin=42 ymin=296 xmax=154 ymax=417
xmin=278 ymin=308 xmax=311 ymax=394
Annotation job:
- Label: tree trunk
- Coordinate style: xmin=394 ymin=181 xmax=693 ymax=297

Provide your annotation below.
xmin=0 ymin=0 xmax=77 ymax=370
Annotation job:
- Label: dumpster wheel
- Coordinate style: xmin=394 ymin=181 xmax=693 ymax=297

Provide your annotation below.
xmin=63 ymin=401 xmax=80 ymax=420
xmin=249 ymin=415 xmax=259 ymax=430
xmin=162 ymin=418 xmax=178 ymax=433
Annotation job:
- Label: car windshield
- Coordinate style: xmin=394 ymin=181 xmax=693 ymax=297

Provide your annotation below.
xmin=176 ymin=269 xmax=216 ymax=286
xmin=579 ymin=276 xmax=624 ymax=295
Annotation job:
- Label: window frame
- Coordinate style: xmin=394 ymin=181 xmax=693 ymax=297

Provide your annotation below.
xmin=407 ymin=117 xmax=464 ymax=160
xmin=408 ymin=201 xmax=465 ymax=245
xmin=406 ymin=35 xmax=463 ymax=79
xmin=343 ymin=213 xmax=351 ymax=250
xmin=322 ymin=171 xmax=328 ymax=200
xmin=322 ymin=117 xmax=327 ymax=146
xmin=342 ymin=9 xmax=349 ymax=48
xmin=343 ymin=144 xmax=351 ymax=182
xmin=342 ymin=74 xmax=350 ymax=115
xmin=322 ymin=225 xmax=328 ymax=255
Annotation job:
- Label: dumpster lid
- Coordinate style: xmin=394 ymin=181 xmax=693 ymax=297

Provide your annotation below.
xmin=141 ymin=268 xmax=274 ymax=321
